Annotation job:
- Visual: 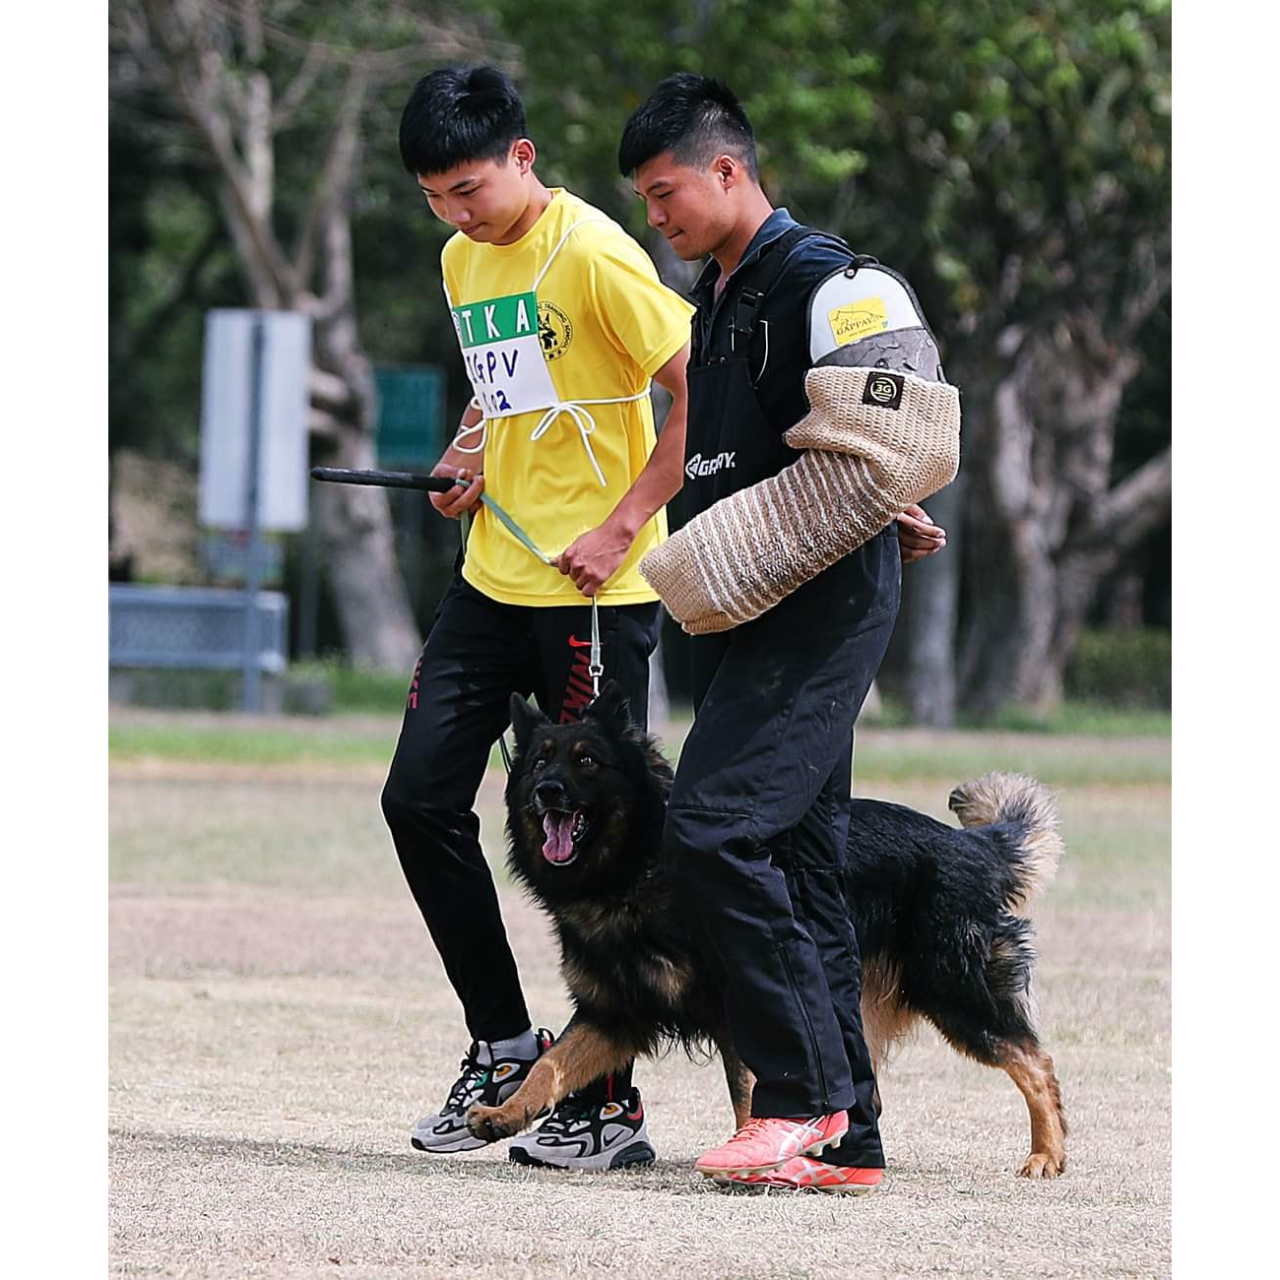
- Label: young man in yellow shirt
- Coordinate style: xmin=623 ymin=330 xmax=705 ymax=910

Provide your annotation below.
xmin=382 ymin=65 xmax=692 ymax=1170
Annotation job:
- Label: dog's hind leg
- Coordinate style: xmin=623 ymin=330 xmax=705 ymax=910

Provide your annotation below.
xmin=714 ymin=1033 xmax=755 ymax=1130
xmin=929 ymin=1017 xmax=1069 ymax=1179
xmin=995 ymin=1037 xmax=1068 ymax=1179
xmin=920 ymin=986 xmax=1068 ymax=1179
xmin=922 ymin=914 xmax=1067 ymax=1177
xmin=466 ymin=1016 xmax=637 ymax=1142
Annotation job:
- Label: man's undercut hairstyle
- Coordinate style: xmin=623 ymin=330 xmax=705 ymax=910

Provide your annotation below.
xmin=618 ymin=73 xmax=758 ymax=180
xmin=399 ymin=65 xmax=527 ymax=177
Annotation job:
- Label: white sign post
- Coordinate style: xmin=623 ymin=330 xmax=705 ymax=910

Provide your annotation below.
xmin=199 ymin=309 xmax=312 ymax=711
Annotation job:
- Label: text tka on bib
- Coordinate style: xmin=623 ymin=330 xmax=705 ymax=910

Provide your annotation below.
xmin=452 ymin=291 xmax=558 ymax=418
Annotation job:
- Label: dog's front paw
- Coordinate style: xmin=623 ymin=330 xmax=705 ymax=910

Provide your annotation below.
xmin=1018 ymin=1151 xmax=1065 ymax=1179
xmin=466 ymin=1102 xmax=523 ymax=1142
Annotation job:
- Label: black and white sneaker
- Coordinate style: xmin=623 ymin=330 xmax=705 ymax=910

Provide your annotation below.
xmin=507 ymin=1087 xmax=657 ymax=1170
xmin=410 ymin=1029 xmax=555 ymax=1153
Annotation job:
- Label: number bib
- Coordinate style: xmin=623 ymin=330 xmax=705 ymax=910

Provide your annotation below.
xmin=451 ymin=290 xmax=558 ymax=418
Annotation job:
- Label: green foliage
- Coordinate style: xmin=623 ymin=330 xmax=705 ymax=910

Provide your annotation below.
xmin=1064 ymin=627 xmax=1171 ymax=708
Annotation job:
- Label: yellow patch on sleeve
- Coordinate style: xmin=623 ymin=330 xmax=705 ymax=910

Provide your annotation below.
xmin=828 ymin=297 xmax=890 ymax=346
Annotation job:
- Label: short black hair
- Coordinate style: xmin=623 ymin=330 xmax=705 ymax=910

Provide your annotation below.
xmin=399 ymin=65 xmax=527 ymax=177
xmin=618 ymin=74 xmax=758 ymax=180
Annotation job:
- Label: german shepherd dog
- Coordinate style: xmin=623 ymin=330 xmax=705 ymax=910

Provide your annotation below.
xmin=465 ymin=683 xmax=1068 ymax=1178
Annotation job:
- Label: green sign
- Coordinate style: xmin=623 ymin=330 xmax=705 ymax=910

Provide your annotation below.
xmin=374 ymin=364 xmax=446 ymax=465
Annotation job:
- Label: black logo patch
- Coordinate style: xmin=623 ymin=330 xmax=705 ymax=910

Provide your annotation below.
xmin=862 ymin=371 xmax=904 ymax=410
xmin=537 ymin=301 xmax=573 ymax=361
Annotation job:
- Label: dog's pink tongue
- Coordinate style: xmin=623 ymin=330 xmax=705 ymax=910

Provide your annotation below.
xmin=542 ymin=813 xmax=575 ymax=863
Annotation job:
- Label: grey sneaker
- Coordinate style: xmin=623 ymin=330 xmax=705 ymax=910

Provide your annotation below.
xmin=410 ymin=1029 xmax=554 ymax=1153
xmin=507 ymin=1087 xmax=657 ymax=1170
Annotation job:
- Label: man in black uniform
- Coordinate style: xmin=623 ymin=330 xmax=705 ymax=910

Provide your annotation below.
xmin=619 ymin=74 xmax=958 ymax=1194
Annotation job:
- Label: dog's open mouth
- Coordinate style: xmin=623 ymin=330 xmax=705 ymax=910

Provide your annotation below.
xmin=541 ymin=809 xmax=588 ymax=865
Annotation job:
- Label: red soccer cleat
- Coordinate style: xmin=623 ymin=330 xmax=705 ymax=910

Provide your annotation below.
xmin=715 ymin=1155 xmax=884 ymax=1194
xmin=694 ymin=1112 xmax=850 ymax=1177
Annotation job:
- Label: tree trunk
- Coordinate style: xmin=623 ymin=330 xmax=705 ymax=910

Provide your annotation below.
xmin=958 ymin=319 xmax=1169 ymax=716
xmin=902 ymin=476 xmax=963 ymax=726
xmin=126 ymin=0 xmax=424 ymax=672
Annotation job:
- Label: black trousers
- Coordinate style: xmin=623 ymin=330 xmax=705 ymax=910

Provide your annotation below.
xmin=664 ymin=531 xmax=899 ymax=1167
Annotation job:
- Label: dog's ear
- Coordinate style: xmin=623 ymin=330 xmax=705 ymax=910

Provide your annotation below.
xmin=509 ymin=693 xmax=549 ymax=750
xmin=584 ymin=679 xmax=633 ymax=736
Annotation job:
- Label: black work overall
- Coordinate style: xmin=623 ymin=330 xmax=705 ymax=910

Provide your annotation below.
xmin=663 ymin=224 xmax=897 ymax=1167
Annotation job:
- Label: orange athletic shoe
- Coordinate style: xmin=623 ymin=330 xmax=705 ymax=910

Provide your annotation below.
xmin=694 ymin=1112 xmax=850 ymax=1177
xmin=716 ymin=1155 xmax=884 ymax=1194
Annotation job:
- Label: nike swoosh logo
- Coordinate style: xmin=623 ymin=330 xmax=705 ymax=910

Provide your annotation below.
xmin=567 ymin=636 xmax=592 ymax=647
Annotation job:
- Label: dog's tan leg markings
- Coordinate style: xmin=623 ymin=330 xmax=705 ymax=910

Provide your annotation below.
xmin=859 ymin=962 xmax=914 ymax=1121
xmin=715 ymin=1034 xmax=755 ymax=1130
xmin=465 ymin=1019 xmax=636 ymax=1142
xmin=859 ymin=960 xmax=915 ymax=1076
xmin=997 ymin=1040 xmax=1068 ymax=1179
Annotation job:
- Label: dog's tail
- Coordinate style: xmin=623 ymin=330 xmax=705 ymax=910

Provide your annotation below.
xmin=948 ymin=772 xmax=1063 ymax=916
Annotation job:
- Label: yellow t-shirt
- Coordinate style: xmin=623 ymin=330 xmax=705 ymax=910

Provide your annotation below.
xmin=441 ymin=189 xmax=693 ymax=606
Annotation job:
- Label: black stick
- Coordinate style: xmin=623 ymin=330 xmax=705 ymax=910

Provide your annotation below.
xmin=310 ymin=466 xmax=456 ymax=493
